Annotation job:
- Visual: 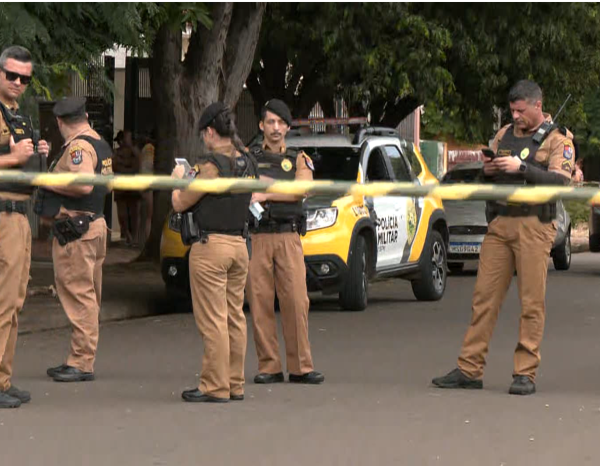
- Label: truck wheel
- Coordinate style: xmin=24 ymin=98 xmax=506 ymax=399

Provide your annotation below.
xmin=411 ymin=230 xmax=447 ymax=301
xmin=339 ymin=235 xmax=368 ymax=311
xmin=553 ymin=229 xmax=571 ymax=271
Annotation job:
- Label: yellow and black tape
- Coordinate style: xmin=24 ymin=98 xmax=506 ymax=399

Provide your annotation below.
xmin=1 ymin=170 xmax=600 ymax=203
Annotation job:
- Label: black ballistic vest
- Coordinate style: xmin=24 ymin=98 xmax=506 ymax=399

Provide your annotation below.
xmin=251 ymin=145 xmax=304 ymax=226
xmin=190 ymin=152 xmax=257 ymax=234
xmin=487 ymin=124 xmax=556 ymax=218
xmin=34 ymin=135 xmax=112 ymax=217
xmin=0 ymin=102 xmax=44 ymax=195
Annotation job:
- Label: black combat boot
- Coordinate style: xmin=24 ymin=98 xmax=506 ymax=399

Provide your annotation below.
xmin=432 ymin=368 xmax=483 ymax=389
xmin=289 ymin=371 xmax=325 ymax=384
xmin=509 ymin=375 xmax=536 ymax=395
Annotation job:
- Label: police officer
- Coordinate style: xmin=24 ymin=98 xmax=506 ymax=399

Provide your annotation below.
xmin=246 ymin=99 xmax=324 ymax=385
xmin=172 ymin=102 xmax=256 ymax=403
xmin=37 ymin=97 xmax=113 ymax=382
xmin=433 ymin=80 xmax=573 ymax=395
xmin=0 ymin=45 xmax=49 ymax=408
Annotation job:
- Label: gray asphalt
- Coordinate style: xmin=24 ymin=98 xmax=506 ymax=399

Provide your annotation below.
xmin=3 ymin=253 xmax=600 ymax=465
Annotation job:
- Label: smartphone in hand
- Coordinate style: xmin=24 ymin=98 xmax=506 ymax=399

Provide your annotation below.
xmin=174 ymin=158 xmax=194 ymax=178
xmin=481 ymin=148 xmax=496 ymax=159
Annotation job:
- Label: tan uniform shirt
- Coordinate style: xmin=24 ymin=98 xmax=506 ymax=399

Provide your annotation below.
xmin=491 ymin=113 xmax=573 ymax=181
xmin=0 ymin=97 xmax=30 ymax=201
xmin=52 ymin=126 xmax=113 ymax=218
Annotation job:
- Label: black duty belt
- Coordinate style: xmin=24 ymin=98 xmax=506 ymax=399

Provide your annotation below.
xmin=255 ymin=222 xmax=299 ymax=234
xmin=0 ymin=200 xmax=27 ymax=214
xmin=202 ymin=230 xmax=246 ymax=238
xmin=495 ymin=204 xmax=553 ymax=218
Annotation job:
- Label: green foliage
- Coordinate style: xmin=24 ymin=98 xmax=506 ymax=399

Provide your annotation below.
xmin=564 ymin=200 xmax=589 ymax=228
xmin=417 ymin=3 xmax=600 ymax=143
xmin=251 ymin=3 xmax=453 ymax=118
xmin=255 ymin=3 xmax=600 ymax=144
xmin=0 ymin=3 xmax=151 ymax=100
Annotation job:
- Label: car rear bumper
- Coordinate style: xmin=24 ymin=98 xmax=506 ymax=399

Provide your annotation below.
xmin=447 ymin=234 xmax=485 ymax=262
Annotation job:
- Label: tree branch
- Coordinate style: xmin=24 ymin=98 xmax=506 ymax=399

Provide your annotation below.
xmin=185 ymin=2 xmax=233 ymax=99
xmin=222 ymin=2 xmax=266 ymax=106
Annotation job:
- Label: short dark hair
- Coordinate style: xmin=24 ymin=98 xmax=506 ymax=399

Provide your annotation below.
xmin=0 ymin=45 xmax=32 ymax=68
xmin=59 ymin=114 xmax=87 ymax=125
xmin=508 ymin=80 xmax=543 ymax=103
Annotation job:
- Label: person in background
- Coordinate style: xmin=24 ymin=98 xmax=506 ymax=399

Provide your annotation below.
xmin=112 ymin=129 xmax=141 ymax=246
xmin=140 ymin=129 xmax=155 ymax=242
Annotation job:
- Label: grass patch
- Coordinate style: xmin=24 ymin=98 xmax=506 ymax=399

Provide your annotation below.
xmin=564 ymin=200 xmax=589 ymax=227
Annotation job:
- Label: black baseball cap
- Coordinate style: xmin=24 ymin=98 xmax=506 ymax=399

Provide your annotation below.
xmin=262 ymin=99 xmax=292 ymax=126
xmin=53 ymin=97 xmax=86 ymax=118
xmin=199 ymin=102 xmax=227 ymax=130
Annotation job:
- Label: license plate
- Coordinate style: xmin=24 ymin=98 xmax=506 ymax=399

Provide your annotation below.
xmin=449 ymin=242 xmax=481 ymax=254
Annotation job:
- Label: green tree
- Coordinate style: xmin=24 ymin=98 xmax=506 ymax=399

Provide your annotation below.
xmin=142 ymin=3 xmax=265 ymax=259
xmin=0 ymin=3 xmax=150 ymax=98
xmin=250 ymin=3 xmax=600 ymax=145
xmin=248 ymin=3 xmax=452 ymax=122
xmin=0 ymin=3 xmax=266 ymax=259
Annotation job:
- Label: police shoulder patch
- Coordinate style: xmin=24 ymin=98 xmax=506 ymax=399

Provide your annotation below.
xmin=302 ymin=153 xmax=315 ymax=171
xmin=563 ymin=141 xmax=574 ymax=160
xmin=69 ymin=145 xmax=83 ymax=165
xmin=561 ymin=159 xmax=573 ymax=173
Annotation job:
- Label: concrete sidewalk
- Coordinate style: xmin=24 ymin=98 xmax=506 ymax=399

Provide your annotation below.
xmin=21 ymin=241 xmax=168 ymax=335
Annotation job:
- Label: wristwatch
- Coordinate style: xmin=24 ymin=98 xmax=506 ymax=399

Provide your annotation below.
xmin=519 ymin=161 xmax=527 ymax=173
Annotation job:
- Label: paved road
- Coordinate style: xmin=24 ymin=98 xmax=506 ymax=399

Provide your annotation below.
xmin=3 ymin=254 xmax=600 ymax=465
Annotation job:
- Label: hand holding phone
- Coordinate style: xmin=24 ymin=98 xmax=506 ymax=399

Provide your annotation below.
xmin=174 ymin=158 xmax=194 ymax=179
xmin=481 ymin=148 xmax=496 ymax=160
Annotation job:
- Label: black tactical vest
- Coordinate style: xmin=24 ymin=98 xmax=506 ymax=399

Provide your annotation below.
xmin=493 ymin=125 xmax=547 ymax=185
xmin=190 ymin=152 xmax=257 ymax=235
xmin=34 ymin=135 xmax=112 ymax=218
xmin=251 ymin=145 xmax=305 ymax=227
xmin=0 ymin=102 xmax=44 ymax=195
xmin=487 ymin=124 xmax=556 ymax=219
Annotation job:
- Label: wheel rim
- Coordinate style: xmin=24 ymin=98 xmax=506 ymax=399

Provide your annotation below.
xmin=360 ymin=248 xmax=368 ymax=296
xmin=565 ymin=235 xmax=571 ymax=263
xmin=431 ymin=241 xmax=446 ymax=293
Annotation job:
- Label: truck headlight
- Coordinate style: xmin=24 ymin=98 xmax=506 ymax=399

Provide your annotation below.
xmin=306 ymin=208 xmax=338 ymax=231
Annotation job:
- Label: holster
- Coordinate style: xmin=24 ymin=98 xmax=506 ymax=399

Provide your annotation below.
xmin=52 ymin=215 xmax=94 ymax=246
xmin=180 ymin=211 xmax=202 ymax=246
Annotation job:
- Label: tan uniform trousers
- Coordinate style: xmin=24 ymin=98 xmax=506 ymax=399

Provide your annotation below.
xmin=52 ymin=218 xmax=107 ymax=373
xmin=246 ymin=232 xmax=314 ymax=375
xmin=189 ymin=235 xmax=249 ymax=399
xmin=458 ymin=215 xmax=556 ymax=381
xmin=0 ymin=212 xmax=31 ymax=391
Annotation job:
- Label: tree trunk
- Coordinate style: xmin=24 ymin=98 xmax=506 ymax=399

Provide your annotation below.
xmin=141 ymin=2 xmax=265 ymax=262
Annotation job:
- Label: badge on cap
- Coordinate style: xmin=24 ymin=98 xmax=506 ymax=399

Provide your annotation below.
xmin=520 ymin=148 xmax=530 ymax=160
xmin=281 ymin=158 xmax=293 ymax=172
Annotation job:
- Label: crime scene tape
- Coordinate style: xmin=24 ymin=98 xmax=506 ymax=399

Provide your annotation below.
xmin=2 ymin=170 xmax=600 ymax=204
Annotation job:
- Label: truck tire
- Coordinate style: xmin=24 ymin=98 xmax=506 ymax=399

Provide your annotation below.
xmin=552 ymin=229 xmax=571 ymax=271
xmin=411 ymin=230 xmax=447 ymax=301
xmin=339 ymin=235 xmax=368 ymax=311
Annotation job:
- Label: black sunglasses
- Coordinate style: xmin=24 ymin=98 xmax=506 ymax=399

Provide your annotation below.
xmin=0 ymin=66 xmax=32 ymax=85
